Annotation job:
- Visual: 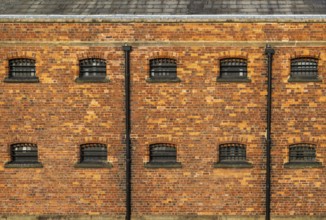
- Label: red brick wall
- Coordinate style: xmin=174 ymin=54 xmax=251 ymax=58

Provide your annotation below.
xmin=0 ymin=22 xmax=325 ymax=218
xmin=271 ymin=48 xmax=326 ymax=216
xmin=0 ymin=46 xmax=126 ymax=216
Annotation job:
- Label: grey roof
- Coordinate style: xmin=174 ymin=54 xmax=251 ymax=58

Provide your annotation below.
xmin=0 ymin=0 xmax=326 ymax=15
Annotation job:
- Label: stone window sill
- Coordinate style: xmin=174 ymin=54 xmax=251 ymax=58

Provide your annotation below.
xmin=146 ymin=77 xmax=181 ymax=83
xmin=288 ymin=77 xmax=322 ymax=82
xmin=216 ymin=78 xmax=251 ymax=83
xmin=74 ymin=162 xmax=113 ymax=168
xmin=75 ymin=77 xmax=110 ymax=83
xmin=214 ymin=161 xmax=253 ymax=168
xmin=4 ymin=162 xmax=43 ymax=168
xmin=284 ymin=161 xmax=322 ymax=169
xmin=144 ymin=162 xmax=182 ymax=168
xmin=4 ymin=77 xmax=40 ymax=83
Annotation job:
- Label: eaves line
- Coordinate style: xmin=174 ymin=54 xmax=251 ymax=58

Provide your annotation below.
xmin=0 ymin=41 xmax=326 ymax=47
xmin=0 ymin=15 xmax=325 ymax=23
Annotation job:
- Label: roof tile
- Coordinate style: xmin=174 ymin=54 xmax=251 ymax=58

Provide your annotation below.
xmin=0 ymin=0 xmax=325 ymax=15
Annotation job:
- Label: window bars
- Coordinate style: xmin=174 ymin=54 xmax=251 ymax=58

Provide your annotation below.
xmin=11 ymin=143 xmax=38 ymax=164
xmin=150 ymin=58 xmax=177 ymax=80
xmin=219 ymin=143 xmax=246 ymax=162
xmin=220 ymin=58 xmax=247 ymax=79
xmin=289 ymin=144 xmax=316 ymax=162
xmin=9 ymin=59 xmax=36 ymax=79
xmin=79 ymin=58 xmax=106 ymax=79
xmin=290 ymin=58 xmax=318 ymax=79
xmin=150 ymin=143 xmax=177 ymax=163
xmin=80 ymin=143 xmax=107 ymax=163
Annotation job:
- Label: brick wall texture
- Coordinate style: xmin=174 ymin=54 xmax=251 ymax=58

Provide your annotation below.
xmin=0 ymin=22 xmax=325 ymax=219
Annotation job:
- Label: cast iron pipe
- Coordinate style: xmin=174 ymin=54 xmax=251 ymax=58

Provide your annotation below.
xmin=265 ymin=44 xmax=274 ymax=220
xmin=123 ymin=44 xmax=132 ymax=220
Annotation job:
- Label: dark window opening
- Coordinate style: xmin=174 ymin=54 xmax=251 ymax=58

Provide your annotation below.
xmin=150 ymin=143 xmax=177 ymax=163
xmin=290 ymin=58 xmax=318 ymax=80
xmin=289 ymin=144 xmax=316 ymax=162
xmin=219 ymin=58 xmax=247 ymax=79
xmin=150 ymin=58 xmax=177 ymax=80
xmin=80 ymin=143 xmax=107 ymax=164
xmin=219 ymin=143 xmax=246 ymax=162
xmin=79 ymin=58 xmax=107 ymax=80
xmin=6 ymin=59 xmax=39 ymax=82
xmin=10 ymin=143 xmax=39 ymax=164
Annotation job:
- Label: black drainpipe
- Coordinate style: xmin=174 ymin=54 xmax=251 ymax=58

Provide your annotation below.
xmin=265 ymin=44 xmax=274 ymax=220
xmin=123 ymin=44 xmax=132 ymax=220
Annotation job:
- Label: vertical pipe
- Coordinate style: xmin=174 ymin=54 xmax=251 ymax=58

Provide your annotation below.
xmin=123 ymin=44 xmax=132 ymax=220
xmin=265 ymin=44 xmax=274 ymax=220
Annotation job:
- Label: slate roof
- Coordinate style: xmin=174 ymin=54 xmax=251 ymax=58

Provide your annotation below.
xmin=0 ymin=0 xmax=326 ymax=15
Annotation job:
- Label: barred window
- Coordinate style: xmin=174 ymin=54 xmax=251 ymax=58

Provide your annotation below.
xmin=150 ymin=143 xmax=177 ymax=163
xmin=9 ymin=59 xmax=36 ymax=79
xmin=220 ymin=58 xmax=247 ymax=79
xmin=11 ymin=143 xmax=38 ymax=164
xmin=79 ymin=58 xmax=106 ymax=79
xmin=80 ymin=143 xmax=107 ymax=163
xmin=219 ymin=143 xmax=246 ymax=162
xmin=289 ymin=144 xmax=316 ymax=162
xmin=290 ymin=58 xmax=318 ymax=79
xmin=150 ymin=58 xmax=177 ymax=80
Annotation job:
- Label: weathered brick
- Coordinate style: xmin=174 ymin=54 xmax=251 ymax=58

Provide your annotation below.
xmin=0 ymin=21 xmax=325 ymax=219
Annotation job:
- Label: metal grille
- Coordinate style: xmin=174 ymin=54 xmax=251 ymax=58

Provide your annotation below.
xmin=150 ymin=143 xmax=177 ymax=163
xmin=220 ymin=58 xmax=247 ymax=78
xmin=150 ymin=58 xmax=177 ymax=80
xmin=219 ymin=143 xmax=246 ymax=162
xmin=291 ymin=58 xmax=318 ymax=79
xmin=9 ymin=59 xmax=36 ymax=78
xmin=80 ymin=143 xmax=107 ymax=163
xmin=80 ymin=58 xmax=106 ymax=78
xmin=289 ymin=144 xmax=316 ymax=162
xmin=11 ymin=143 xmax=38 ymax=164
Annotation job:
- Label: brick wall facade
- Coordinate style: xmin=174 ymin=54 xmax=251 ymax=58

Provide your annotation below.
xmin=0 ymin=21 xmax=325 ymax=219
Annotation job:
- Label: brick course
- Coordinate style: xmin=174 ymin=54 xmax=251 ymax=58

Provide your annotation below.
xmin=0 ymin=21 xmax=325 ymax=219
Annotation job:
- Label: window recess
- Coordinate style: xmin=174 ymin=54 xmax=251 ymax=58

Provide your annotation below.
xmin=284 ymin=144 xmax=322 ymax=168
xmin=214 ymin=143 xmax=252 ymax=168
xmin=217 ymin=58 xmax=250 ymax=82
xmin=147 ymin=58 xmax=181 ymax=83
xmin=4 ymin=59 xmax=39 ymax=83
xmin=76 ymin=58 xmax=109 ymax=83
xmin=5 ymin=143 xmax=42 ymax=168
xmin=145 ymin=143 xmax=182 ymax=168
xmin=288 ymin=58 xmax=321 ymax=82
xmin=75 ymin=143 xmax=112 ymax=168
